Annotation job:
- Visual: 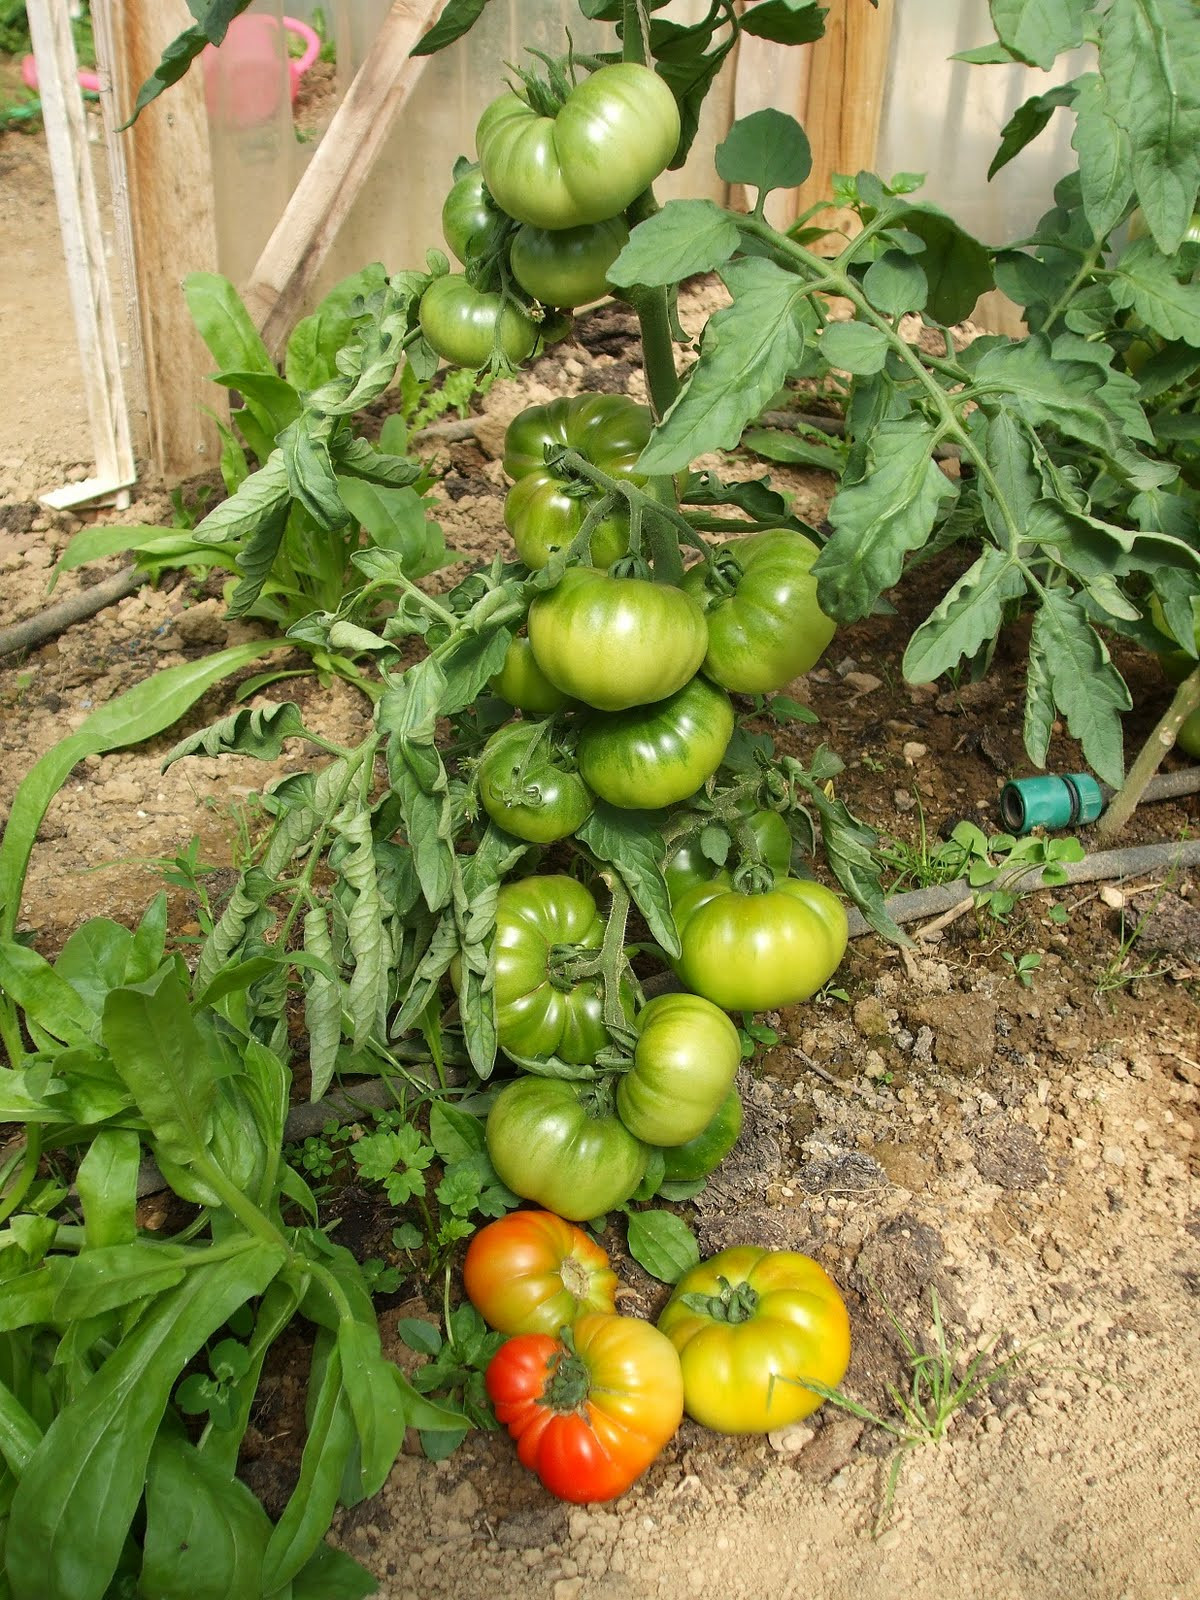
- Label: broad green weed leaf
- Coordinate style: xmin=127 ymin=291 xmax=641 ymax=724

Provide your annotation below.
xmin=184 ymin=271 xmax=275 ymax=379
xmin=102 ymin=967 xmax=218 ymax=1168
xmin=75 ymin=1129 xmax=141 ymax=1250
xmin=625 ymin=1211 xmax=699 ymax=1284
xmin=141 ymin=1432 xmax=274 ymax=1600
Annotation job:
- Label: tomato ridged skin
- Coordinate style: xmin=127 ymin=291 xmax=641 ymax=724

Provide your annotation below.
xmin=663 ymin=808 xmax=793 ymax=902
xmin=660 ymin=1089 xmax=744 ymax=1183
xmin=576 ymin=675 xmax=734 ymax=810
xmin=657 ymin=1246 xmax=851 ymax=1434
xmin=419 ymin=274 xmax=538 ymax=369
xmin=616 ymin=992 xmax=741 ymax=1146
xmin=477 ymin=721 xmax=593 ymax=844
xmin=485 ymin=1313 xmax=684 ymax=1502
xmin=510 ymin=216 xmax=629 ymax=307
xmin=486 ymin=1078 xmax=649 ymax=1219
xmin=489 ymin=636 xmax=574 ymax=714
xmin=491 ymin=875 xmax=630 ymax=1064
xmin=681 ymin=530 xmax=836 ymax=694
xmin=672 ymin=877 xmax=848 ymax=1012
xmin=503 ymin=395 xmax=672 ymax=571
xmin=528 ymin=568 xmax=707 ymax=711
xmin=463 ymin=1210 xmax=618 ymax=1336
xmin=475 ymin=64 xmax=681 ymax=231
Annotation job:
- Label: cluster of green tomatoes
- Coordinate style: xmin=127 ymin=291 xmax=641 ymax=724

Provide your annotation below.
xmin=417 ymin=61 xmax=682 ymax=367
xmin=469 ymin=389 xmax=850 ymax=1222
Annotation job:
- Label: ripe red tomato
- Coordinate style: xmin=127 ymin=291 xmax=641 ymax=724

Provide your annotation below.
xmin=463 ymin=1211 xmax=618 ymax=1337
xmin=485 ymin=1313 xmax=684 ymax=1502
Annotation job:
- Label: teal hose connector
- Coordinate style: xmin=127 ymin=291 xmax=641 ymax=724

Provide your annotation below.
xmin=998 ymin=774 xmax=1106 ymax=835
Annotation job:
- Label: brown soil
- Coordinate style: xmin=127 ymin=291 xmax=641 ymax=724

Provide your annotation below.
xmin=3 ymin=127 xmax=1199 ymax=1600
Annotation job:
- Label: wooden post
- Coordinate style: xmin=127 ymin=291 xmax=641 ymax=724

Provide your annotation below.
xmin=98 ymin=0 xmax=225 ymax=480
xmin=791 ymin=0 xmax=895 ymax=242
xmin=242 ymin=0 xmax=446 ymax=353
xmin=26 ymin=0 xmax=136 ymax=508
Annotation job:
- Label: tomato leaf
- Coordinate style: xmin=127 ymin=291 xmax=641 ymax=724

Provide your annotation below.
xmin=1110 ymin=237 xmax=1200 ymax=345
xmin=429 ymin=1102 xmax=487 ymax=1163
xmin=1099 ymin=0 xmax=1200 ymax=254
xmin=1027 ymin=588 xmax=1131 ymax=787
xmin=410 ymin=0 xmax=491 ymax=55
xmin=715 ymin=110 xmax=812 ymax=196
xmin=988 ymin=0 xmax=1088 ymax=68
xmin=862 ymin=252 xmax=928 ymax=316
xmin=607 ymin=200 xmax=740 ymax=290
xmin=815 ymin=419 xmax=958 ymax=623
xmin=989 ymin=82 xmax=1078 ymax=178
xmin=575 ymin=804 xmax=680 ymax=960
xmin=903 ymin=545 xmax=1027 ymax=684
xmin=639 ymin=257 xmax=819 ymax=475
xmin=821 ymin=321 xmax=888 ymax=376
xmin=739 ymin=0 xmax=827 ymax=46
xmin=625 ymin=1210 xmax=700 ymax=1284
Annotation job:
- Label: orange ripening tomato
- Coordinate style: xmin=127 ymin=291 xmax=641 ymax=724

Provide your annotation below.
xmin=486 ymin=1313 xmax=684 ymax=1503
xmin=463 ymin=1210 xmax=618 ymax=1337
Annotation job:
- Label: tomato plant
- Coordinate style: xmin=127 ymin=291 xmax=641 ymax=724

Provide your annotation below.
xmin=490 ymin=875 xmax=632 ymax=1064
xmin=672 ymin=877 xmax=848 ymax=1012
xmin=485 ymin=1313 xmax=684 ymax=1502
xmin=475 ymin=63 xmax=681 ymax=231
xmin=615 ymin=992 xmax=741 ymax=1146
xmin=575 ymin=674 xmax=735 ymax=810
xmin=463 ymin=1211 xmax=618 ymax=1335
xmin=486 ymin=1077 xmax=650 ymax=1219
xmin=657 ymin=1246 xmax=851 ymax=1433
xmin=419 ymin=273 xmax=538 ymax=369
xmin=476 ymin=721 xmax=592 ymax=843
xmin=681 ymin=530 xmax=836 ymax=693
xmin=527 ymin=567 xmax=707 ymax=710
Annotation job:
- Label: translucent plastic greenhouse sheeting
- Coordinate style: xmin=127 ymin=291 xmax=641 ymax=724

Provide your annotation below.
xmin=875 ymin=1 xmax=1093 ymax=248
xmin=205 ymin=0 xmax=730 ymax=295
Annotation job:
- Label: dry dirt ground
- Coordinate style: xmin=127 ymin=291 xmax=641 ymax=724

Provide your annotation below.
xmin=2 ymin=125 xmax=1200 ymax=1600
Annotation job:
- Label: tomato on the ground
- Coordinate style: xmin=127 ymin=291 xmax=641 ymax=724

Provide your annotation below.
xmin=463 ymin=1210 xmax=618 ymax=1336
xmin=657 ymin=1246 xmax=850 ymax=1433
xmin=486 ymin=1312 xmax=684 ymax=1502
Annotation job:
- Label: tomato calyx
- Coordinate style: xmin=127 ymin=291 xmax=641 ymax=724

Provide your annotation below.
xmin=696 ymin=548 xmax=746 ymax=601
xmin=678 ymin=1275 xmax=759 ymax=1324
xmin=730 ymin=859 xmax=777 ymax=896
xmin=537 ymin=1326 xmax=595 ymax=1412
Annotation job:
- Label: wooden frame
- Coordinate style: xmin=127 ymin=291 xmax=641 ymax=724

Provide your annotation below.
xmin=26 ymin=0 xmax=136 ymax=508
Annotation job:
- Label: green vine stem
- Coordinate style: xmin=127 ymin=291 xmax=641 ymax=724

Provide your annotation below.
xmin=1095 ymin=665 xmax=1200 ymax=843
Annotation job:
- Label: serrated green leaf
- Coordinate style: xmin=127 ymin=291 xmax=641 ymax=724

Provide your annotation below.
xmin=410 ymin=0 xmax=490 ymax=54
xmin=638 ymin=257 xmax=818 ymax=475
xmin=903 ymin=546 xmax=1027 ymax=684
xmin=161 ymin=701 xmax=309 ymax=771
xmin=607 ymin=201 xmax=740 ymax=290
xmin=1099 ymin=0 xmax=1200 ymax=253
xmin=575 ymin=804 xmax=679 ymax=958
xmin=1111 ymin=237 xmax=1200 ymax=345
xmin=740 ymin=427 xmax=846 ymax=473
xmin=815 ymin=420 xmax=958 ymax=622
xmin=1071 ymin=73 xmax=1134 ymax=243
xmin=1029 ymin=588 xmax=1131 ymax=785
xmin=895 ymin=205 xmax=995 ymax=324
xmin=862 ymin=253 xmax=928 ymax=316
xmin=989 ymin=0 xmax=1088 ymax=68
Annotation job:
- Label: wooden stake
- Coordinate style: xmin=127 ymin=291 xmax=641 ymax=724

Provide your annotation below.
xmin=26 ymin=0 xmax=136 ymax=507
xmin=99 ymin=0 xmax=224 ymax=481
xmin=243 ymin=0 xmax=447 ymax=353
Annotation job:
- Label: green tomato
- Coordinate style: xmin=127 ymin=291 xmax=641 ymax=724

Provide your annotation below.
xmin=492 ymin=875 xmax=631 ymax=1063
xmin=510 ymin=216 xmax=629 ymax=308
xmin=672 ymin=877 xmax=848 ymax=1012
xmin=441 ymin=163 xmax=502 ymax=264
xmin=476 ymin=63 xmax=680 ymax=231
xmin=1178 ymin=706 xmax=1200 ymax=758
xmin=664 ymin=808 xmax=793 ymax=902
xmin=419 ymin=274 xmax=537 ymax=369
xmin=486 ymin=1076 xmax=650 ymax=1220
xmin=616 ymin=993 xmax=741 ymax=1146
xmin=503 ymin=394 xmax=672 ymax=571
xmin=576 ymin=675 xmax=734 ymax=811
xmin=660 ymin=1089 xmax=744 ymax=1183
xmin=528 ymin=568 xmax=708 ymax=711
xmin=477 ymin=721 xmax=593 ymax=844
xmin=489 ymin=636 xmax=574 ymax=714
xmin=681 ymin=530 xmax=836 ymax=693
